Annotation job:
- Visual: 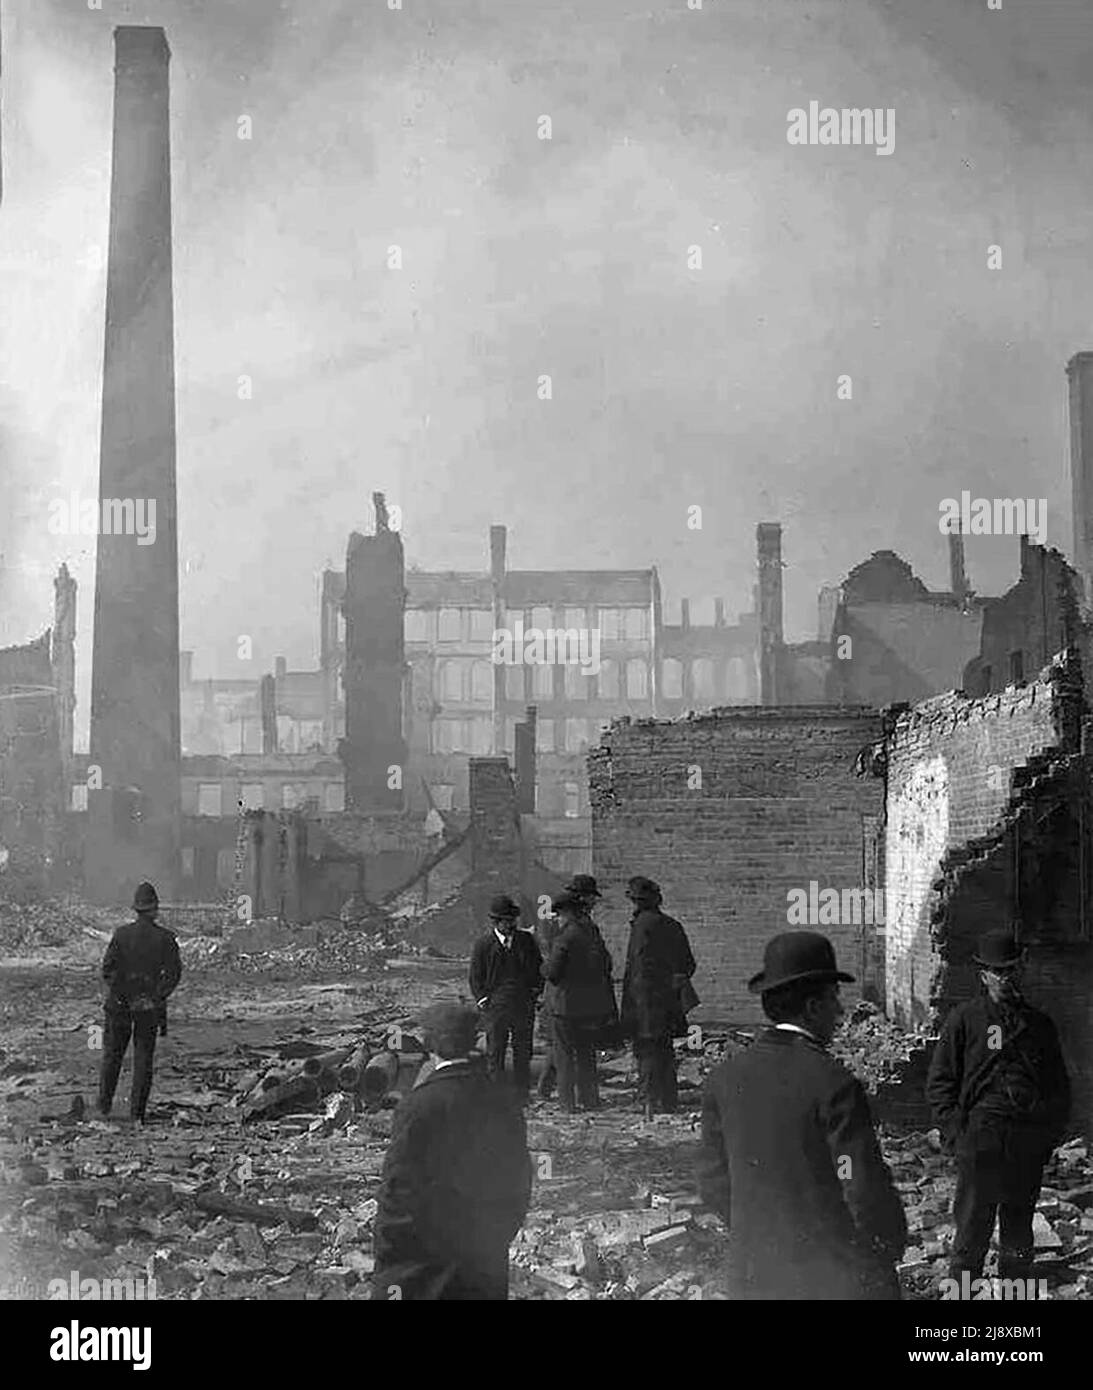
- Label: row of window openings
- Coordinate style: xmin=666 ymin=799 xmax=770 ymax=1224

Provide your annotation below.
xmin=427 ymin=780 xmax=583 ymax=820
xmin=400 ymin=606 xmax=651 ymax=645
xmin=68 ymin=783 xmax=348 ymax=815
xmin=432 ymin=658 xmax=653 ymax=703
xmin=432 ymin=716 xmax=609 ymax=755
xmin=430 ymin=656 xmax=749 ymax=704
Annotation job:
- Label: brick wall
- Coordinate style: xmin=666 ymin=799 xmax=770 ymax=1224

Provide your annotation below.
xmin=589 ymin=706 xmax=884 ymax=1023
xmin=0 ymin=632 xmax=63 ymax=880
xmin=884 ymin=669 xmax=1065 ymax=1025
xmin=883 ymin=654 xmax=1093 ymax=1139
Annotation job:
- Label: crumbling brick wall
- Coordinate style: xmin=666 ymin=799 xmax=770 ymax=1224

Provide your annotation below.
xmin=589 ymin=707 xmax=884 ymax=1022
xmin=0 ymin=632 xmax=62 ymax=881
xmin=884 ymin=664 xmax=1068 ymax=1024
xmin=883 ymin=652 xmax=1093 ymax=1137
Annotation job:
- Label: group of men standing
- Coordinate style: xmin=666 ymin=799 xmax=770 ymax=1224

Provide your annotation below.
xmin=92 ymin=879 xmax=1072 ymax=1303
xmin=468 ymin=873 xmax=697 ymax=1118
xmin=377 ymin=921 xmax=1071 ymax=1301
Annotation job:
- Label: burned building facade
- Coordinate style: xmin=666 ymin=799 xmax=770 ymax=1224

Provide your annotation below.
xmin=0 ymin=568 xmax=76 ymax=884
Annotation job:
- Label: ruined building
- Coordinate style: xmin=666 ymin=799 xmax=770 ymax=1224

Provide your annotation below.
xmin=339 ymin=493 xmax=406 ymax=813
xmin=0 ymin=566 xmax=75 ymax=883
xmin=84 ymin=26 xmax=181 ymax=903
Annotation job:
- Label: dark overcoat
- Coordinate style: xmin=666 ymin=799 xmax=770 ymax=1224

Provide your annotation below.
xmin=698 ymin=1027 xmax=907 ymax=1300
xmin=544 ymin=918 xmax=615 ymax=1022
xmin=926 ymin=995 xmax=1070 ymax=1151
xmin=469 ymin=929 xmax=542 ymax=1011
xmin=372 ymin=1058 xmax=532 ymax=1300
xmin=102 ymin=918 xmax=182 ymax=1028
xmin=620 ymin=906 xmax=696 ymax=1039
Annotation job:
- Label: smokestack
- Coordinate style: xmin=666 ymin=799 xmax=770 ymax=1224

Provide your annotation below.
xmin=948 ymin=526 xmax=968 ymax=601
xmin=1067 ymin=352 xmax=1093 ymax=609
xmin=714 ymin=597 xmax=725 ymax=628
xmin=260 ymin=674 xmax=277 ymax=754
xmin=756 ymin=522 xmax=783 ymax=705
xmin=489 ymin=525 xmax=507 ymax=752
xmin=514 ymin=705 xmax=537 ymax=814
xmin=489 ymin=525 xmax=507 ymax=586
xmin=340 ymin=520 xmax=406 ymax=812
xmin=680 ymin=598 xmax=690 ymax=632
xmin=86 ymin=27 xmax=180 ymax=902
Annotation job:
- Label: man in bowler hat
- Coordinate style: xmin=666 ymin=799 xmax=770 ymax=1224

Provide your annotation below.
xmin=698 ymin=931 xmax=906 ymax=1299
xmin=372 ymin=1002 xmax=531 ymax=1300
xmin=543 ymin=890 xmax=616 ymax=1112
xmin=98 ymin=882 xmax=182 ymax=1124
xmin=536 ymin=875 xmax=602 ymax=1101
xmin=927 ymin=927 xmax=1070 ymax=1288
xmin=620 ymin=876 xmax=697 ymax=1119
xmin=469 ymin=894 xmax=542 ymax=1098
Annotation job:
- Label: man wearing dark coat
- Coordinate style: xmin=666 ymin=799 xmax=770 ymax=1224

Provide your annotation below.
xmin=469 ymin=895 xmax=542 ymax=1097
xmin=536 ymin=875 xmax=603 ymax=1101
xmin=926 ymin=927 xmax=1070 ymax=1286
xmin=544 ymin=891 xmax=616 ymax=1112
xmin=98 ymin=882 xmax=182 ymax=1125
xmin=372 ymin=1002 xmax=532 ymax=1300
xmin=698 ymin=931 xmax=906 ymax=1300
xmin=620 ymin=876 xmax=696 ymax=1119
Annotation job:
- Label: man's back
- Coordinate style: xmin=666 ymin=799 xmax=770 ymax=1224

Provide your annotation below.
xmin=373 ymin=1059 xmax=531 ymax=1294
xmin=699 ymin=1029 xmax=905 ymax=1299
xmin=103 ymin=918 xmax=181 ymax=1005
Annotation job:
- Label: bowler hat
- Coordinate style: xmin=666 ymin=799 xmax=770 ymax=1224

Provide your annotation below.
xmin=487 ymin=894 xmax=520 ymax=921
xmin=563 ymin=874 xmax=601 ymax=900
xmin=626 ymin=876 xmax=661 ymax=899
xmin=974 ymin=928 xmax=1023 ymax=970
xmin=417 ymin=1002 xmax=480 ymax=1059
xmin=747 ymin=931 xmax=855 ymax=994
xmin=132 ymin=882 xmax=159 ymax=913
xmin=550 ymin=891 xmax=582 ymax=916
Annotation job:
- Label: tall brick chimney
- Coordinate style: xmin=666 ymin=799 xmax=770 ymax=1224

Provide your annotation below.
xmin=514 ymin=705 xmax=537 ymax=814
xmin=1067 ymin=352 xmax=1093 ymax=610
xmin=339 ymin=493 xmax=406 ymax=811
xmin=86 ymin=27 xmax=180 ymax=902
xmin=489 ymin=524 xmax=507 ymax=752
xmin=948 ymin=526 xmax=968 ymax=602
xmin=756 ymin=522 xmax=783 ymax=705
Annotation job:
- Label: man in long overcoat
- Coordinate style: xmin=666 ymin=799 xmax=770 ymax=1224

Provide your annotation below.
xmin=544 ymin=891 xmax=616 ymax=1112
xmin=469 ymin=894 xmax=542 ymax=1098
xmin=620 ymin=876 xmax=696 ymax=1118
xmin=698 ymin=931 xmax=906 ymax=1299
xmin=536 ymin=875 xmax=605 ymax=1101
xmin=927 ymin=927 xmax=1070 ymax=1285
xmin=372 ymin=1002 xmax=532 ymax=1300
xmin=99 ymin=882 xmax=182 ymax=1124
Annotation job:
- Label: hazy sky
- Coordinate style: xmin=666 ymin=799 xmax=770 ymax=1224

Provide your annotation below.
xmin=3 ymin=0 xmax=1093 ymax=746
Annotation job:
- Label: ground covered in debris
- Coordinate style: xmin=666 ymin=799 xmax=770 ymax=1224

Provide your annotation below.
xmin=1 ymin=901 xmax=1091 ymax=1301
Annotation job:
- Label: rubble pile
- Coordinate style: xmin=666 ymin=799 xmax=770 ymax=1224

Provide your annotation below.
xmin=178 ymin=924 xmax=429 ymax=979
xmin=889 ymin=1132 xmax=1093 ymax=1300
xmin=0 ymin=897 xmax=114 ymax=956
xmin=830 ymin=1000 xmax=933 ymax=1094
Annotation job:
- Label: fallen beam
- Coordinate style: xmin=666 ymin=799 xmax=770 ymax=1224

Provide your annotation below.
xmin=194 ymin=1191 xmax=318 ymax=1231
xmin=337 ymin=1042 xmax=371 ymax=1090
xmin=241 ymin=1072 xmax=318 ymax=1119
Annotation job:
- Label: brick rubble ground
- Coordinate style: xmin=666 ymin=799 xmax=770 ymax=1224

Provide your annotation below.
xmin=1 ymin=899 xmax=1090 ymax=1301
